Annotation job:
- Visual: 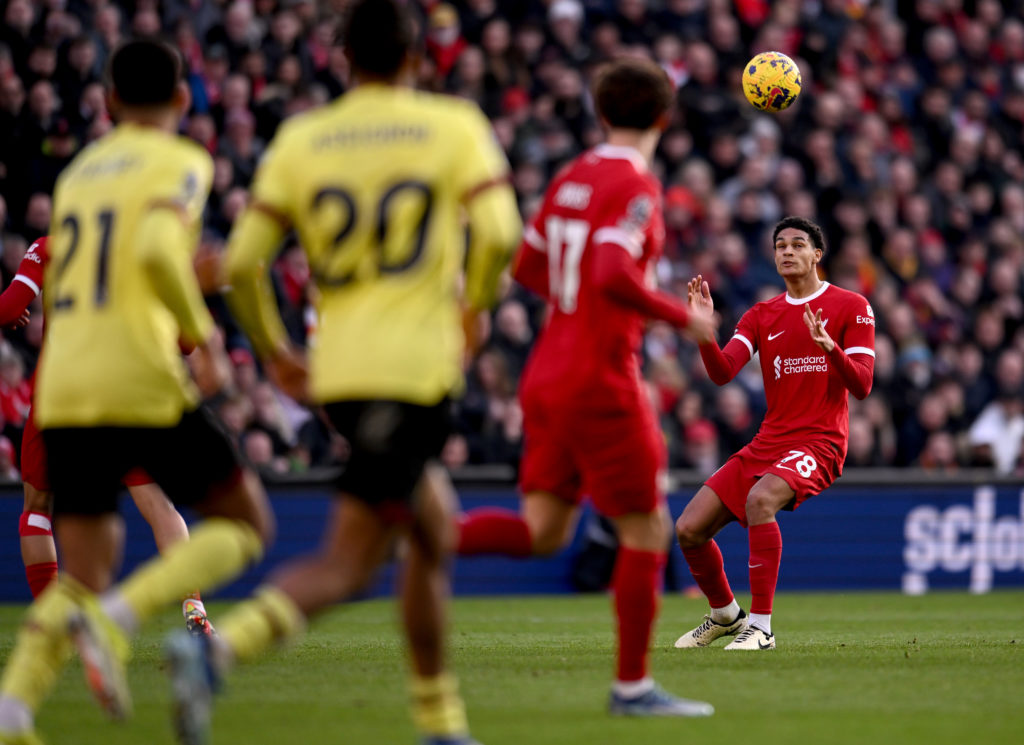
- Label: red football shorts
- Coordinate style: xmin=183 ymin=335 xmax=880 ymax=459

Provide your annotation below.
xmin=519 ymin=394 xmax=666 ymax=518
xmin=705 ymin=439 xmax=841 ymax=527
xmin=21 ymin=406 xmax=153 ymax=492
xmin=21 ymin=409 xmax=48 ymax=492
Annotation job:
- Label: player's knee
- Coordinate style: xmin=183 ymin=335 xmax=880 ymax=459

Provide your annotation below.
xmin=675 ymin=514 xmax=707 ymax=549
xmin=22 ymin=485 xmax=52 ymax=514
xmin=744 ymin=490 xmax=776 ymax=523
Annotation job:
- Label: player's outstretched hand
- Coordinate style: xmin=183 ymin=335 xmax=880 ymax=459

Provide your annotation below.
xmin=265 ymin=344 xmax=309 ymax=403
xmin=803 ymin=304 xmax=835 ymax=353
xmin=687 ymin=275 xmax=715 ymax=318
xmin=683 ymin=275 xmax=717 ymax=344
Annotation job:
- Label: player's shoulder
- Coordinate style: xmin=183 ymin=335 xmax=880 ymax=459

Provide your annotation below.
xmin=824 ymin=283 xmax=873 ymax=313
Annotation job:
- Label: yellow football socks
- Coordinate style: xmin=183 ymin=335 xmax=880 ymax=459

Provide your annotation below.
xmin=409 ymin=672 xmax=469 ymax=739
xmin=218 ymin=585 xmax=305 ymax=662
xmin=115 ymin=519 xmax=262 ymax=624
xmin=0 ymin=580 xmax=83 ymax=712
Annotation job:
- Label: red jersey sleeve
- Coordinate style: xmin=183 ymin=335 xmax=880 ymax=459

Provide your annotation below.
xmin=829 ymin=295 xmax=875 ymax=399
xmin=14 ymin=237 xmax=47 ymax=296
xmin=699 ymin=306 xmax=758 ymax=384
xmin=0 ymin=237 xmax=47 ymax=326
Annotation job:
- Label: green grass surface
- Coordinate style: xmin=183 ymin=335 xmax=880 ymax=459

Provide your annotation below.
xmin=1 ymin=591 xmax=1022 ymax=745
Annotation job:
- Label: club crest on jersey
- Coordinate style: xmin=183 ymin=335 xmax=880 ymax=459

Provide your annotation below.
xmin=619 ymin=194 xmax=653 ymax=232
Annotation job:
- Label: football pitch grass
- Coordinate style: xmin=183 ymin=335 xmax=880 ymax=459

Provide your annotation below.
xmin=1 ymin=590 xmax=1021 ymax=745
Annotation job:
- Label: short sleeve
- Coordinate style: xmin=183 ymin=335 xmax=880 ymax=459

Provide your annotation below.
xmin=841 ymin=297 xmax=876 ymax=357
xmin=14 ymin=237 xmax=48 ymax=295
xmin=732 ymin=306 xmax=759 ymax=358
xmin=453 ymin=106 xmax=510 ymax=200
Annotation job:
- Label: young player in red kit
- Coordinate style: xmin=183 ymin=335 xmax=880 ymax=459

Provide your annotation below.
xmin=0 ymin=237 xmax=213 ymax=635
xmin=673 ymin=216 xmax=875 ymax=650
xmin=457 ymin=58 xmax=715 ymax=716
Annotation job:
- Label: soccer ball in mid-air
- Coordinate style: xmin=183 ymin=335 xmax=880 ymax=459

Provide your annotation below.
xmin=742 ymin=51 xmax=802 ymax=112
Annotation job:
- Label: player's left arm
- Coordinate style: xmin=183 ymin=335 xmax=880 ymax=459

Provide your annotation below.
xmin=460 ymin=109 xmax=521 ymax=312
xmin=224 ymin=133 xmax=294 ymax=360
xmin=139 ymin=158 xmax=217 ymax=349
xmin=802 ymin=300 xmax=875 ymax=399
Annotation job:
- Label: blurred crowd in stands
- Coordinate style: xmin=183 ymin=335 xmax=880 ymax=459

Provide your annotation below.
xmin=0 ymin=0 xmax=1023 ymax=479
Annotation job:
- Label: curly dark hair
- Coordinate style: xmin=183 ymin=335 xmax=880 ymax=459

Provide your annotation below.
xmin=772 ymin=215 xmax=827 ymax=254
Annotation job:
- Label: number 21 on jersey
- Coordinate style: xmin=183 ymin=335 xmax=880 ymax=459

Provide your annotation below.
xmin=544 ymin=216 xmax=589 ymax=313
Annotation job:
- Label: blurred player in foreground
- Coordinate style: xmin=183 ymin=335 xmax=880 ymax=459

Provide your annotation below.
xmin=164 ymin=1 xmax=520 ymax=744
xmin=0 ymin=237 xmax=213 ymax=635
xmin=673 ymin=217 xmax=875 ymax=650
xmin=0 ymin=39 xmax=273 ymax=745
xmin=456 ymin=58 xmax=715 ymax=717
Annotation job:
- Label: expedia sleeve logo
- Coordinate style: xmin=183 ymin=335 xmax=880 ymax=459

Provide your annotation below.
xmin=857 ymin=303 xmax=875 ymax=326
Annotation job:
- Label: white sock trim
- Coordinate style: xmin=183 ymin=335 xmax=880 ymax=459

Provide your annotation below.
xmin=613 ymin=677 xmax=654 ymax=699
xmin=710 ymin=599 xmax=741 ymax=623
xmin=748 ymin=613 xmax=772 ymax=635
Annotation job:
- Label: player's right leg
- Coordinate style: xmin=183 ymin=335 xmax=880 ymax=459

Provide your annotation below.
xmin=18 ymin=413 xmax=58 ymax=599
xmin=18 ymin=485 xmax=57 ymax=599
xmin=457 ymin=399 xmax=580 ymax=559
xmin=673 ymin=483 xmax=747 ymax=648
xmin=608 ymin=506 xmax=712 ymax=718
xmin=127 ymin=481 xmax=213 ymax=637
xmin=402 ymin=465 xmax=481 ymax=745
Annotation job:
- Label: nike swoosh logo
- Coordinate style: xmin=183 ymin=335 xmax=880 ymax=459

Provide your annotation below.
xmin=767 ymin=331 xmax=785 ymax=340
xmin=758 ymin=639 xmax=773 ymax=649
xmin=775 ymin=464 xmax=796 ymax=472
xmin=748 ymin=563 xmax=762 ymax=569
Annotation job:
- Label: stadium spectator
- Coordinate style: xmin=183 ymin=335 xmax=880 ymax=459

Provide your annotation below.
xmin=0 ymin=0 xmax=1020 ymax=477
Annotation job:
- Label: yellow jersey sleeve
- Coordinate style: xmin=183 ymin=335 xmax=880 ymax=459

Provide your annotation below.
xmin=454 ymin=106 xmax=520 ymax=310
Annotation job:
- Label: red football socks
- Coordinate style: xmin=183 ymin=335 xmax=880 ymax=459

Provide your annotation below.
xmin=456 ymin=508 xmax=532 ymax=557
xmin=25 ymin=561 xmax=59 ymax=597
xmin=748 ymin=522 xmax=783 ymax=615
xmin=682 ymin=540 xmax=735 ymax=609
xmin=612 ymin=547 xmax=666 ymax=682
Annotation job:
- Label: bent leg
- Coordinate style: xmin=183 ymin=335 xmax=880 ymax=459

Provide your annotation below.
xmin=675 ymin=485 xmax=739 ymax=611
xmin=456 ymin=490 xmax=579 ymax=558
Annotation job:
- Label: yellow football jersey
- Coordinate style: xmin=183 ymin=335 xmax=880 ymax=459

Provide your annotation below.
xmin=36 ymin=123 xmax=214 ymax=428
xmin=229 ymin=84 xmax=517 ymax=405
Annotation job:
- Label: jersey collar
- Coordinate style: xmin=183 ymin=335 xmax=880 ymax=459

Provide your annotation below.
xmin=593 ymin=144 xmax=647 ymax=173
xmin=785 ymin=281 xmax=831 ymax=305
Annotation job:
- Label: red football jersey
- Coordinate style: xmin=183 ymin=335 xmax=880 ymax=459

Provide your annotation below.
xmin=729 ymin=282 xmax=875 ymax=461
xmin=13 ymin=237 xmax=48 ymax=297
xmin=517 ymin=144 xmax=666 ymax=412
